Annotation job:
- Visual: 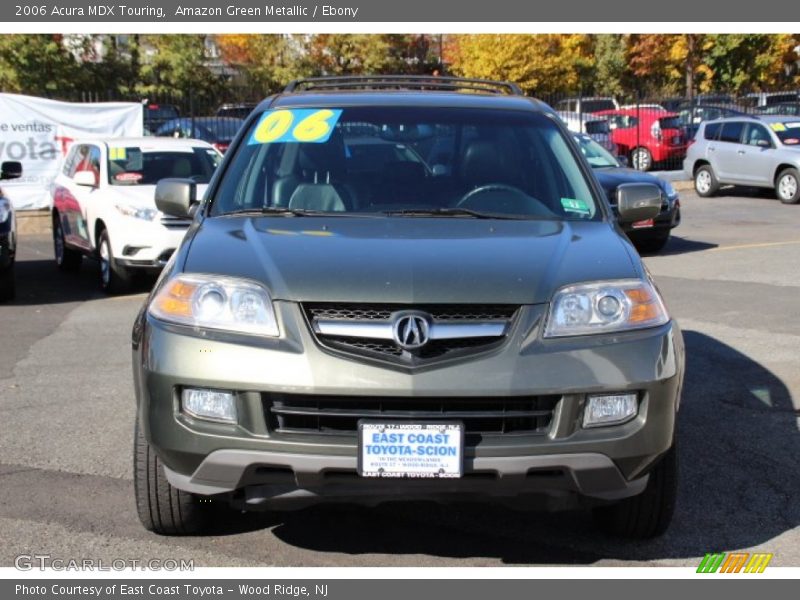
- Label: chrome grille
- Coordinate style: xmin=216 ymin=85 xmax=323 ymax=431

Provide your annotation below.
xmin=303 ymin=303 xmax=518 ymax=365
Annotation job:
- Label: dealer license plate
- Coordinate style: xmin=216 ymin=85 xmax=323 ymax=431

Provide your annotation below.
xmin=357 ymin=422 xmax=464 ymax=478
xmin=632 ymin=218 xmax=655 ymax=229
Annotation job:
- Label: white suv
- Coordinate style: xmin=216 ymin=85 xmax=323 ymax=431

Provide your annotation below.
xmin=51 ymin=137 xmax=222 ymax=293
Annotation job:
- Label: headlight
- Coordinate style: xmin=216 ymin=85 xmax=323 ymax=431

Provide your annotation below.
xmin=544 ymin=279 xmax=669 ymax=338
xmin=115 ymin=203 xmax=158 ymax=221
xmin=148 ymin=274 xmax=279 ymax=337
xmin=0 ymin=198 xmax=10 ymax=223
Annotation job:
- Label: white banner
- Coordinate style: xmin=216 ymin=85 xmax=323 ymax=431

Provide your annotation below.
xmin=0 ymin=93 xmax=143 ymax=210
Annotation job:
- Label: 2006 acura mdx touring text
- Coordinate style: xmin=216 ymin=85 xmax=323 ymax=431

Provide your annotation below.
xmin=133 ymin=76 xmax=685 ymax=539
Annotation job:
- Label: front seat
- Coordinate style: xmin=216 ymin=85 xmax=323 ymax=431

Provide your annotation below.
xmin=288 ymin=179 xmax=349 ymax=212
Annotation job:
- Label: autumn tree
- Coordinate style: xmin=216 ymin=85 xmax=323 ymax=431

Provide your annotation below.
xmin=215 ymin=34 xmax=307 ymax=93
xmin=447 ymin=34 xmax=594 ymax=96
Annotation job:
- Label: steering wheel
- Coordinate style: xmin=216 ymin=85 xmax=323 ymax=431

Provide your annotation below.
xmin=456 ymin=184 xmax=535 ymax=211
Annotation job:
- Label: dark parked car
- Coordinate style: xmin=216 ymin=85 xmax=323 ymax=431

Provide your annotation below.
xmin=216 ymin=103 xmax=258 ymax=119
xmin=754 ymin=102 xmax=800 ymax=117
xmin=143 ymin=103 xmax=180 ymax=135
xmin=678 ymin=103 xmax=748 ymax=141
xmin=575 ymin=133 xmax=680 ymax=253
xmin=154 ymin=117 xmax=244 ymax=153
xmin=0 ymin=161 xmax=23 ymax=301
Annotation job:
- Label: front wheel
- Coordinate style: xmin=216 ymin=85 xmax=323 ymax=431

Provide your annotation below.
xmin=592 ymin=444 xmax=678 ymax=539
xmin=775 ymin=168 xmax=800 ymax=204
xmin=97 ymin=229 xmax=130 ymax=294
xmin=134 ymin=419 xmax=209 ymax=535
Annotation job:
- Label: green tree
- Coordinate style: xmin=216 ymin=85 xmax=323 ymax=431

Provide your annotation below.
xmin=593 ymin=34 xmax=627 ymax=97
xmin=138 ymin=35 xmax=221 ymax=102
xmin=0 ymin=34 xmax=82 ymax=95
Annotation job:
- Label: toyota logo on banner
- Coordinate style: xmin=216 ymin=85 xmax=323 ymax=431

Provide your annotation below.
xmin=392 ymin=312 xmax=431 ymax=350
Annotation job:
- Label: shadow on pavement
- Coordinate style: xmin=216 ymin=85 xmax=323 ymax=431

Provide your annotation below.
xmin=642 ymin=236 xmax=718 ymax=257
xmin=8 ymin=251 xmax=154 ymax=307
xmin=202 ymin=330 xmax=797 ymax=565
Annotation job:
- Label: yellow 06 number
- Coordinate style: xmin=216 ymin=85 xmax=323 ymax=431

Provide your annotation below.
xmin=252 ymin=110 xmax=294 ymax=144
xmin=292 ymin=110 xmax=336 ymax=142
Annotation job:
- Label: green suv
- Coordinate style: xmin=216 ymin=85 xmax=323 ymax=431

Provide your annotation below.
xmin=133 ymin=76 xmax=684 ymax=538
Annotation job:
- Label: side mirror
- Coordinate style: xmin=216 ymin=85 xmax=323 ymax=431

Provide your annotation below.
xmin=616 ymin=183 xmax=662 ymax=223
xmin=617 ymin=155 xmax=629 ymax=167
xmin=757 ymin=139 xmax=772 ymax=148
xmin=73 ymin=170 xmax=98 ymax=187
xmin=0 ymin=161 xmax=22 ymax=180
xmin=155 ymin=178 xmax=197 ymax=218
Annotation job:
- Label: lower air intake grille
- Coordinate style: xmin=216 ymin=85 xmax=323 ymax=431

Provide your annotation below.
xmin=264 ymin=393 xmax=561 ymax=437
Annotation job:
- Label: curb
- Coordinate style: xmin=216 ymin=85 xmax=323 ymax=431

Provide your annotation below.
xmin=16 ymin=209 xmax=52 ymax=236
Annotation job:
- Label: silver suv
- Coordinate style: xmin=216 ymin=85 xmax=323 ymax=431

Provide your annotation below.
xmin=684 ymin=116 xmax=800 ymax=204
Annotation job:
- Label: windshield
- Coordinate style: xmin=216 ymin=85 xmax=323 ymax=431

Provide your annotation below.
xmin=107 ymin=147 xmax=222 ymax=186
xmin=770 ymin=121 xmax=800 ymax=145
xmin=210 ymin=106 xmax=599 ymax=220
xmin=573 ymin=135 xmax=619 ymax=168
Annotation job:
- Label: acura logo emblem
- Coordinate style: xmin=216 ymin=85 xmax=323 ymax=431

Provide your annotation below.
xmin=392 ymin=312 xmax=431 ymax=350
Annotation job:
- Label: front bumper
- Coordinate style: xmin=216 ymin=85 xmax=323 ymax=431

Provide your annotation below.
xmin=134 ymin=302 xmax=684 ymax=508
xmin=108 ymin=219 xmax=188 ymax=270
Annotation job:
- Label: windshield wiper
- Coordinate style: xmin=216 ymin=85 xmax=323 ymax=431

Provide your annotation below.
xmin=220 ymin=207 xmax=317 ymax=217
xmin=382 ymin=207 xmax=519 ymax=220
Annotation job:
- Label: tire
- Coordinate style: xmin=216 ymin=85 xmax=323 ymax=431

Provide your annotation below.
xmin=631 ymin=147 xmax=653 ymax=171
xmin=53 ymin=216 xmax=82 ymax=271
xmin=694 ymin=165 xmax=719 ymax=197
xmin=634 ymin=231 xmax=670 ymax=254
xmin=97 ymin=229 xmax=130 ymax=294
xmin=134 ymin=418 xmax=209 ymax=535
xmin=775 ymin=168 xmax=800 ymax=204
xmin=0 ymin=262 xmax=15 ymax=302
xmin=592 ymin=444 xmax=678 ymax=539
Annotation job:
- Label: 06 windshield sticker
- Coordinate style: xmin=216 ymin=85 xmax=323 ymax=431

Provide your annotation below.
xmin=248 ymin=109 xmax=344 ymax=145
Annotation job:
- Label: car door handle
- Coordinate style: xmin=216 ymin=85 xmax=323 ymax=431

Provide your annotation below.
xmin=709 ymin=147 xmax=715 ymax=152
xmin=737 ymin=150 xmax=746 ymax=155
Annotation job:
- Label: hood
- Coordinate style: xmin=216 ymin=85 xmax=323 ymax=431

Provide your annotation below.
xmin=182 ymin=216 xmax=640 ymax=304
xmin=110 ymin=184 xmax=210 ymax=207
xmin=592 ymin=167 xmax=669 ymax=196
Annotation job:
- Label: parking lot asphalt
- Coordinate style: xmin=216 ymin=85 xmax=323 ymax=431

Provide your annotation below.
xmin=1 ymin=187 xmax=799 ymax=568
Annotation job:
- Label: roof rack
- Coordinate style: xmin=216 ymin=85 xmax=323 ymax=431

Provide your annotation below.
xmin=283 ymin=75 xmax=524 ymax=96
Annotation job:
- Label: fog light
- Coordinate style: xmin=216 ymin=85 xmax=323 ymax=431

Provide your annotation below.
xmin=181 ymin=388 xmax=237 ymax=423
xmin=583 ymin=393 xmax=638 ymax=428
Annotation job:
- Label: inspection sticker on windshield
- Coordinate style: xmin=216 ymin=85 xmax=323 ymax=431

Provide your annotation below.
xmin=358 ymin=422 xmax=464 ymax=478
xmin=770 ymin=123 xmax=787 ymax=132
xmin=108 ymin=147 xmax=127 ymax=160
xmin=561 ymin=197 xmax=591 ymax=215
xmin=248 ymin=108 xmax=343 ymax=145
